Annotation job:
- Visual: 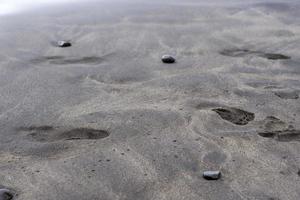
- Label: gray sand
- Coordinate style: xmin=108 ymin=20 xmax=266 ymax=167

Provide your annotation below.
xmin=0 ymin=0 xmax=300 ymax=199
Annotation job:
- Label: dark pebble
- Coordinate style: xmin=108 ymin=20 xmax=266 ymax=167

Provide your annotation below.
xmin=57 ymin=41 xmax=72 ymax=48
xmin=203 ymin=171 xmax=221 ymax=180
xmin=161 ymin=55 xmax=176 ymax=63
xmin=0 ymin=189 xmax=14 ymax=200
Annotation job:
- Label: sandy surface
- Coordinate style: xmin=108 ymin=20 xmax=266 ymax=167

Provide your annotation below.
xmin=0 ymin=0 xmax=300 ymax=199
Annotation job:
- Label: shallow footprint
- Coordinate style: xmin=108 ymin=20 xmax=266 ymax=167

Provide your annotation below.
xmin=260 ymin=116 xmax=287 ymax=131
xmin=18 ymin=126 xmax=110 ymax=142
xmin=212 ymin=107 xmax=255 ymax=125
xmin=31 ymin=56 xmax=104 ymax=65
xmin=219 ymin=49 xmax=251 ymax=57
xmin=258 ymin=53 xmax=290 ymax=60
xmin=274 ymin=91 xmax=299 ymax=100
xmin=220 ymin=48 xmax=290 ymax=60
xmin=50 ymin=56 xmax=104 ymax=65
xmin=59 ymin=128 xmax=110 ymax=141
xmin=18 ymin=126 xmax=54 ymax=131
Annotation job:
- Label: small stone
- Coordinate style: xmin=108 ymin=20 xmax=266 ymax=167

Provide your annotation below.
xmin=203 ymin=171 xmax=221 ymax=180
xmin=57 ymin=41 xmax=72 ymax=48
xmin=0 ymin=189 xmax=14 ymax=200
xmin=161 ymin=55 xmax=176 ymax=63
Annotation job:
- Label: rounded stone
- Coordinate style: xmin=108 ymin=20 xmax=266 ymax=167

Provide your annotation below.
xmin=57 ymin=41 xmax=72 ymax=48
xmin=161 ymin=55 xmax=176 ymax=63
xmin=203 ymin=171 xmax=221 ymax=180
xmin=0 ymin=189 xmax=14 ymax=200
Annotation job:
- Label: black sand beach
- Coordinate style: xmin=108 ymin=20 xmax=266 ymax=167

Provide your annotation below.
xmin=0 ymin=0 xmax=300 ymax=199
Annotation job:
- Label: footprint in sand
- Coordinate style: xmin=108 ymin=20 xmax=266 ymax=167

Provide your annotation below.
xmin=212 ymin=107 xmax=255 ymax=125
xmin=0 ymin=188 xmax=14 ymax=200
xmin=274 ymin=91 xmax=299 ymax=100
xmin=31 ymin=56 xmax=105 ymax=65
xmin=18 ymin=126 xmax=110 ymax=142
xmin=258 ymin=129 xmax=300 ymax=142
xmin=59 ymin=128 xmax=110 ymax=141
xmin=260 ymin=116 xmax=287 ymax=131
xmin=258 ymin=116 xmax=300 ymax=142
xmin=220 ymin=48 xmax=290 ymax=60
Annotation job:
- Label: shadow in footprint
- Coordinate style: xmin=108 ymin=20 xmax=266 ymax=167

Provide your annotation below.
xmin=259 ymin=53 xmax=290 ymax=60
xmin=59 ymin=128 xmax=110 ymax=141
xmin=274 ymin=91 xmax=299 ymax=100
xmin=212 ymin=107 xmax=255 ymax=125
xmin=220 ymin=49 xmax=290 ymax=60
xmin=18 ymin=126 xmax=110 ymax=142
xmin=0 ymin=187 xmax=15 ymax=200
xmin=258 ymin=129 xmax=300 ymax=142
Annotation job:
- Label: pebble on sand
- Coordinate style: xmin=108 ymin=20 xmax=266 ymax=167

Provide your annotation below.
xmin=0 ymin=188 xmax=14 ymax=200
xmin=161 ymin=55 xmax=176 ymax=63
xmin=57 ymin=41 xmax=72 ymax=48
xmin=203 ymin=171 xmax=221 ymax=180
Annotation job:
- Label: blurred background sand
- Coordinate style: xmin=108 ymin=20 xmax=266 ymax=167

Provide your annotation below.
xmin=0 ymin=0 xmax=299 ymax=199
